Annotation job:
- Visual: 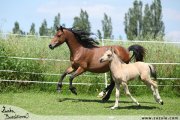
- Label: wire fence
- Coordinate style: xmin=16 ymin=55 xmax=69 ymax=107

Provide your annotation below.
xmin=0 ymin=33 xmax=180 ymax=87
xmin=0 ymin=55 xmax=179 ymax=87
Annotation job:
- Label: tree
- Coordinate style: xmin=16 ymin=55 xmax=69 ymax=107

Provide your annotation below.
xmin=150 ymin=0 xmax=165 ymax=39
xmin=142 ymin=4 xmax=153 ymax=38
xmin=124 ymin=0 xmax=143 ymax=40
xmin=29 ymin=23 xmax=36 ymax=35
xmin=52 ymin=13 xmax=60 ymax=34
xmin=73 ymin=9 xmax=91 ymax=33
xmin=39 ymin=19 xmax=48 ymax=36
xmin=124 ymin=0 xmax=165 ymax=40
xmin=12 ymin=21 xmax=21 ymax=34
xmin=102 ymin=13 xmax=113 ymax=39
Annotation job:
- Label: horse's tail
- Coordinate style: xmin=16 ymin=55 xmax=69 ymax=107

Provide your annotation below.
xmin=128 ymin=44 xmax=146 ymax=62
xmin=148 ymin=64 xmax=157 ymax=80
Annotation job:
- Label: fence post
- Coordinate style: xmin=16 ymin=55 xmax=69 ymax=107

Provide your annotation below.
xmin=101 ymin=38 xmax=108 ymax=87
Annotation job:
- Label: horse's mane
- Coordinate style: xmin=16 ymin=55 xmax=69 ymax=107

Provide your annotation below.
xmin=58 ymin=26 xmax=99 ymax=48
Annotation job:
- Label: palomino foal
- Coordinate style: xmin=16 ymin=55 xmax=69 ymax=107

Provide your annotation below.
xmin=99 ymin=48 xmax=163 ymax=109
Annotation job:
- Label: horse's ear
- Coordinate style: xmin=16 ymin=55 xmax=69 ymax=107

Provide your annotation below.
xmin=56 ymin=26 xmax=59 ymax=31
xmin=60 ymin=26 xmax=63 ymax=32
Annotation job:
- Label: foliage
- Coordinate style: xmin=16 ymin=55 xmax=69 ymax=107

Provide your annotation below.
xmin=124 ymin=0 xmax=165 ymax=40
xmin=102 ymin=13 xmax=112 ymax=39
xmin=73 ymin=9 xmax=91 ymax=33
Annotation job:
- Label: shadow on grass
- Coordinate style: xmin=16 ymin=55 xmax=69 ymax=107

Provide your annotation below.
xmin=58 ymin=97 xmax=106 ymax=103
xmin=57 ymin=97 xmax=155 ymax=104
xmin=58 ymin=97 xmax=158 ymax=110
xmin=105 ymin=105 xmax=158 ymax=110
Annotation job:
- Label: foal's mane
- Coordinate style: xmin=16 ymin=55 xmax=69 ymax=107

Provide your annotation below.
xmin=112 ymin=50 xmax=125 ymax=64
xmin=58 ymin=26 xmax=99 ymax=48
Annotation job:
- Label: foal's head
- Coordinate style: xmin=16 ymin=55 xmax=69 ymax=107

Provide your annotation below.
xmin=49 ymin=26 xmax=66 ymax=50
xmin=99 ymin=48 xmax=114 ymax=63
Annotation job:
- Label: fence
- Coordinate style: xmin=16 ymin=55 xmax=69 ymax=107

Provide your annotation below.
xmin=0 ymin=33 xmax=180 ymax=87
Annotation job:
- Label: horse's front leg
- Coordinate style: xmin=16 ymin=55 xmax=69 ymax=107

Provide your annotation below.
xmin=69 ymin=67 xmax=85 ymax=95
xmin=57 ymin=67 xmax=74 ymax=92
xmin=111 ymin=83 xmax=120 ymax=110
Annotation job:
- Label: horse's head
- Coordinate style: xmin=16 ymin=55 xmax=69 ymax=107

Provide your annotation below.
xmin=49 ymin=26 xmax=66 ymax=50
xmin=99 ymin=47 xmax=114 ymax=63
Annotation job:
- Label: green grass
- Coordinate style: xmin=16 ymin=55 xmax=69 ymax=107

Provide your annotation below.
xmin=0 ymin=92 xmax=179 ymax=115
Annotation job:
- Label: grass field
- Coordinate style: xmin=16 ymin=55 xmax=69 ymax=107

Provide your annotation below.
xmin=0 ymin=92 xmax=179 ymax=116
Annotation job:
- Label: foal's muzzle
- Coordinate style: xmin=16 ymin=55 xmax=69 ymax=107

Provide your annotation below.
xmin=99 ymin=59 xmax=104 ymax=63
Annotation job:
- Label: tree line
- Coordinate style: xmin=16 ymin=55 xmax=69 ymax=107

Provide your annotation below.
xmin=12 ymin=0 xmax=164 ymax=40
xmin=124 ymin=0 xmax=164 ymax=40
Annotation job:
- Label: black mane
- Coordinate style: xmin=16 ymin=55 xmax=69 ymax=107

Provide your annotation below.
xmin=58 ymin=26 xmax=99 ymax=48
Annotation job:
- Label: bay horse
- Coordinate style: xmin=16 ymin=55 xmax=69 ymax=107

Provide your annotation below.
xmin=99 ymin=48 xmax=163 ymax=109
xmin=49 ymin=26 xmax=146 ymax=102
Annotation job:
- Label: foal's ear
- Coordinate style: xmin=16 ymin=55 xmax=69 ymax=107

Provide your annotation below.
xmin=110 ymin=47 xmax=115 ymax=53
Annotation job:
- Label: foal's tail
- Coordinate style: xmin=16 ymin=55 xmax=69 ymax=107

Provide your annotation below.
xmin=148 ymin=64 xmax=157 ymax=80
xmin=128 ymin=44 xmax=146 ymax=62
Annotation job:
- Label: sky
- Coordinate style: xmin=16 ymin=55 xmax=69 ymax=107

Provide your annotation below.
xmin=0 ymin=0 xmax=180 ymax=41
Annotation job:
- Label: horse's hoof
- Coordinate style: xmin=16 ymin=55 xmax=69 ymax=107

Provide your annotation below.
xmin=70 ymin=87 xmax=77 ymax=95
xmin=136 ymin=103 xmax=141 ymax=106
xmin=72 ymin=91 xmax=77 ymax=95
xmin=160 ymin=101 xmax=164 ymax=105
xmin=111 ymin=106 xmax=118 ymax=110
xmin=97 ymin=91 xmax=107 ymax=98
xmin=102 ymin=98 xmax=108 ymax=103
xmin=102 ymin=95 xmax=110 ymax=102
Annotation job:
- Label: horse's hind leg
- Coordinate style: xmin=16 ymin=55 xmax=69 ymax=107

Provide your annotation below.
xmin=57 ymin=67 xmax=74 ymax=92
xmin=121 ymin=82 xmax=140 ymax=106
xmin=143 ymin=80 xmax=157 ymax=101
xmin=153 ymin=84 xmax=163 ymax=105
xmin=143 ymin=79 xmax=163 ymax=105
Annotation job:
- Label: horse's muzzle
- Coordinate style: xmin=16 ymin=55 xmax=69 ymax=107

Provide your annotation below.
xmin=49 ymin=44 xmax=54 ymax=50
